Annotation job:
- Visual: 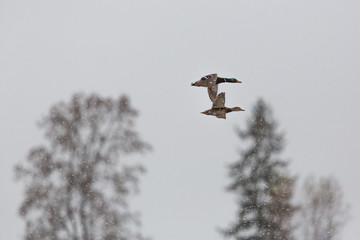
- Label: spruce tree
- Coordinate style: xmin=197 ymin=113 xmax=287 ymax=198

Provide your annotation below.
xmin=222 ymin=99 xmax=296 ymax=240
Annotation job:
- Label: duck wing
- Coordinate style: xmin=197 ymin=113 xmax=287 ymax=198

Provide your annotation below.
xmin=212 ymin=92 xmax=226 ymax=108
xmin=207 ymin=84 xmax=218 ymax=103
xmin=216 ymin=112 xmax=226 ymax=119
xmin=205 ymin=74 xmax=218 ymax=102
xmin=201 ymin=73 xmax=217 ymax=81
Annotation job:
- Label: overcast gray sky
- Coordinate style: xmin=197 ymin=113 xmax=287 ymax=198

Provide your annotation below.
xmin=1 ymin=1 xmax=360 ymax=240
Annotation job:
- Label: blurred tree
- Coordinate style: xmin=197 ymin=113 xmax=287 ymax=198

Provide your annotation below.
xmin=299 ymin=176 xmax=349 ymax=240
xmin=222 ymin=99 xmax=297 ymax=240
xmin=15 ymin=93 xmax=151 ymax=240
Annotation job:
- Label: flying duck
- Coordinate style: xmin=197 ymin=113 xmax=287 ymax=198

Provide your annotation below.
xmin=201 ymin=92 xmax=244 ymax=119
xmin=191 ymin=73 xmax=242 ymax=102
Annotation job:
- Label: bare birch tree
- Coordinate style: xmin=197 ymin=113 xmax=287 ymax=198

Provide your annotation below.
xmin=15 ymin=93 xmax=151 ymax=240
xmin=299 ymin=176 xmax=349 ymax=240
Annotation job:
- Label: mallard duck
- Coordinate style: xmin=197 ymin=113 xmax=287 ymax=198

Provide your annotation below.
xmin=201 ymin=92 xmax=244 ymax=119
xmin=191 ymin=73 xmax=242 ymax=102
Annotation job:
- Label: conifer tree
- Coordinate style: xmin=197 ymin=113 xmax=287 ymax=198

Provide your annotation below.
xmin=222 ymin=99 xmax=297 ymax=240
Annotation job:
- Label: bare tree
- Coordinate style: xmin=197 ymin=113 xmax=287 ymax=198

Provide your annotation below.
xmin=299 ymin=176 xmax=349 ymax=240
xmin=15 ymin=93 xmax=152 ymax=240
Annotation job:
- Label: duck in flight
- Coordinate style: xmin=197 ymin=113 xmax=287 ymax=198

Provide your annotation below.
xmin=191 ymin=73 xmax=242 ymax=102
xmin=201 ymin=92 xmax=244 ymax=119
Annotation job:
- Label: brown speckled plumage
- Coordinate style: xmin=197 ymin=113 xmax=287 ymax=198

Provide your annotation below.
xmin=201 ymin=92 xmax=244 ymax=119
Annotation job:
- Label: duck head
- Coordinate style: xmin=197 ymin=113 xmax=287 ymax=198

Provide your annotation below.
xmin=225 ymin=78 xmax=242 ymax=83
xmin=231 ymin=107 xmax=245 ymax=112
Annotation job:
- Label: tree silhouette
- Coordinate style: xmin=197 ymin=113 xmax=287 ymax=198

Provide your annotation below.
xmin=299 ymin=176 xmax=349 ymax=240
xmin=222 ymin=99 xmax=297 ymax=240
xmin=15 ymin=93 xmax=151 ymax=240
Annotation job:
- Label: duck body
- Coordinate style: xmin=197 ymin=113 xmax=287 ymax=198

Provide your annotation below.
xmin=202 ymin=107 xmax=244 ymax=119
xmin=191 ymin=73 xmax=241 ymax=102
xmin=201 ymin=92 xmax=244 ymax=119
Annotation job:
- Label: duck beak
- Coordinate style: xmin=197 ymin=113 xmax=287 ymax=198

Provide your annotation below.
xmin=191 ymin=82 xmax=201 ymax=86
xmin=236 ymin=80 xmax=242 ymax=83
xmin=201 ymin=111 xmax=208 ymax=115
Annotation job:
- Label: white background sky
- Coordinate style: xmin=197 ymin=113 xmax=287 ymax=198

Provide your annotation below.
xmin=1 ymin=1 xmax=360 ymax=240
